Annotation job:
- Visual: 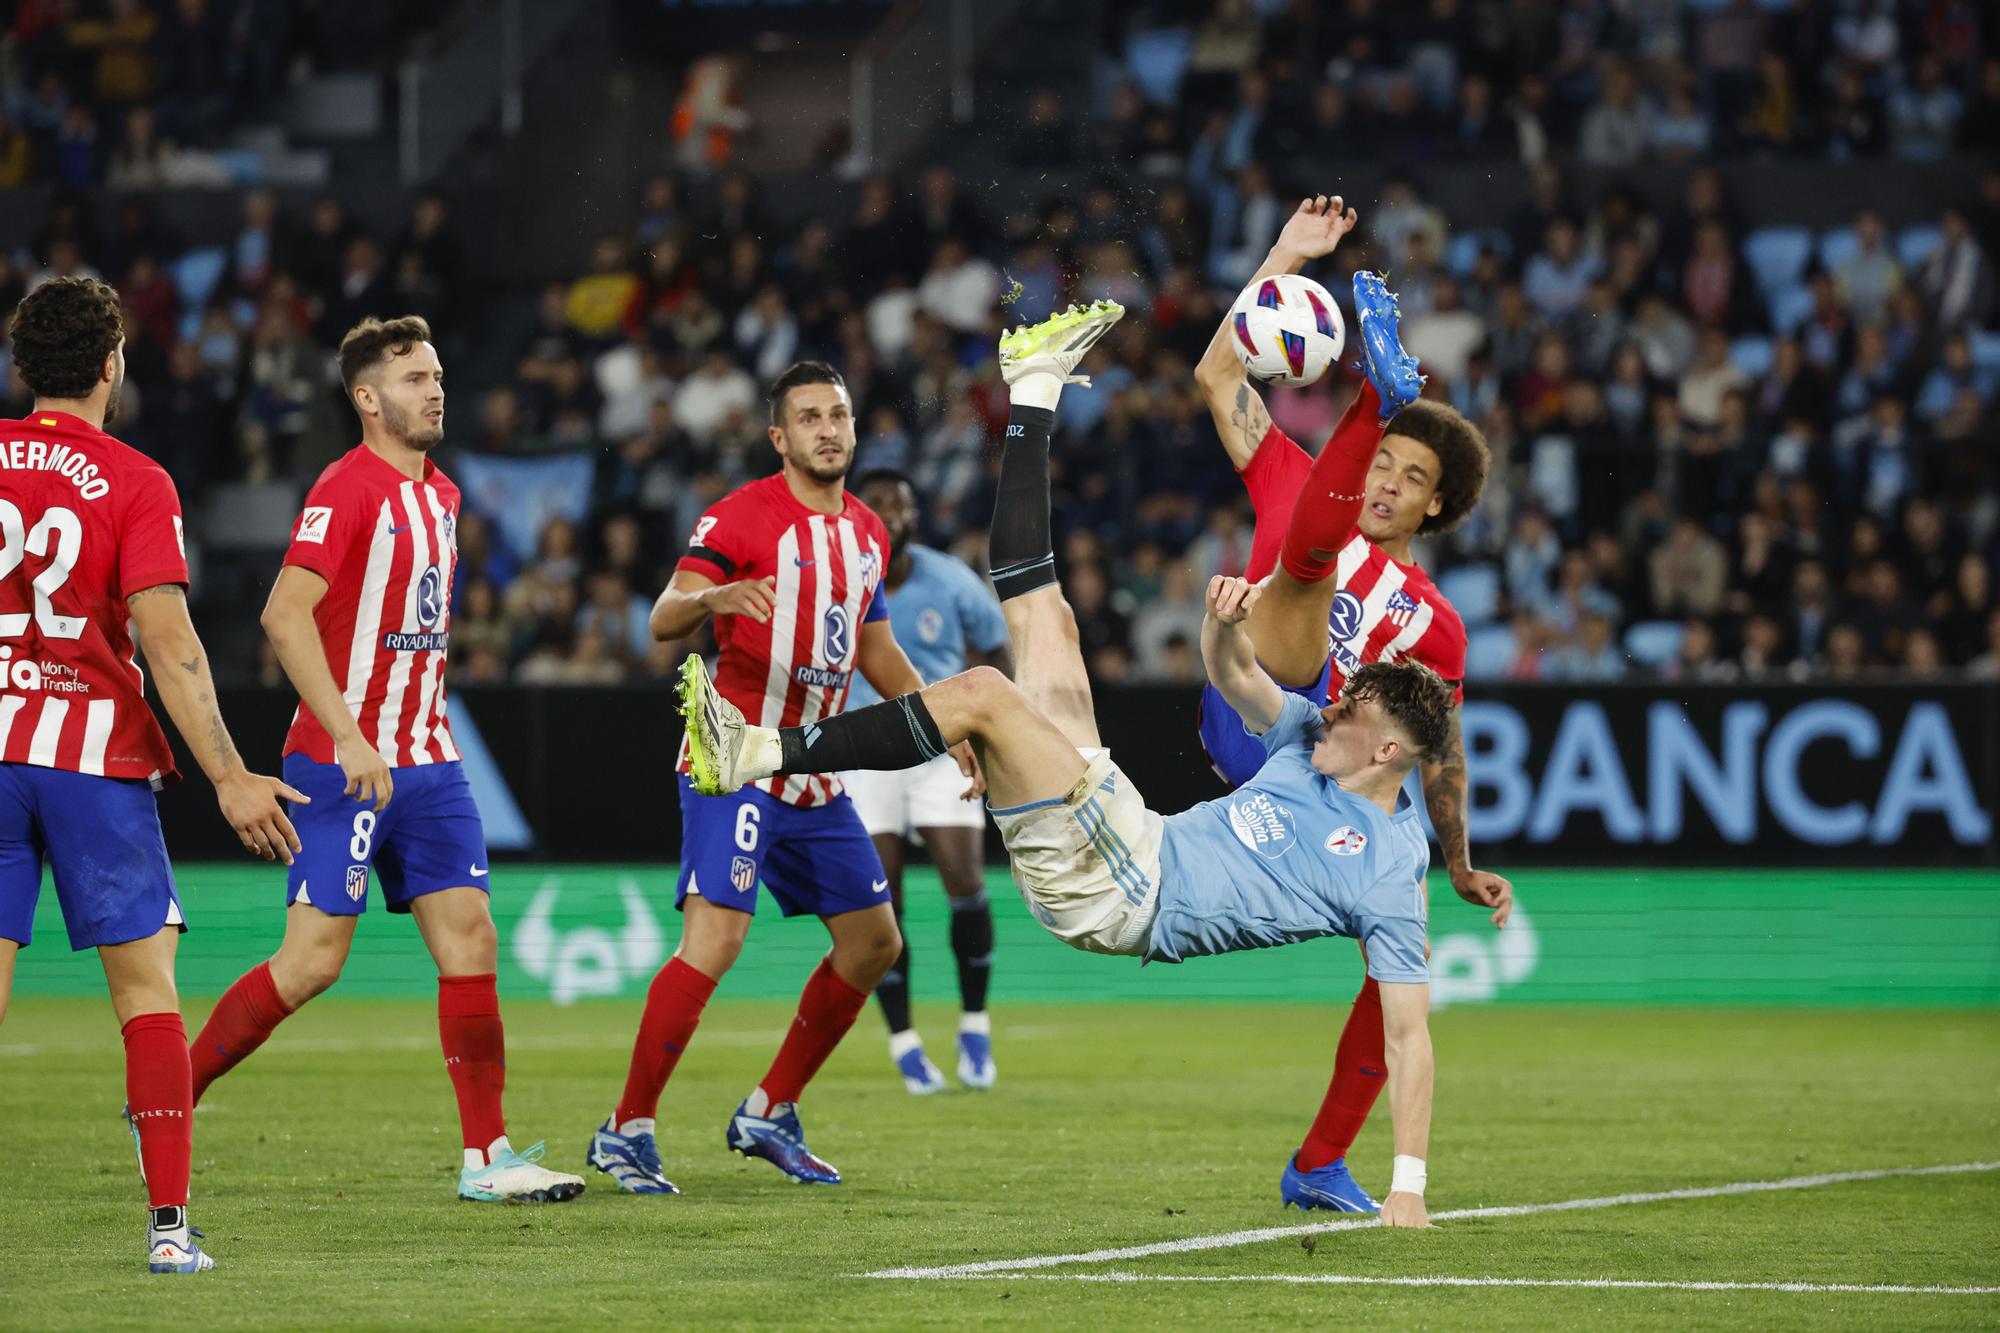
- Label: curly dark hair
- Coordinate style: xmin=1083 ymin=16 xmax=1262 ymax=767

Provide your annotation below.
xmin=7 ymin=277 xmax=125 ymax=400
xmin=337 ymin=314 xmax=433 ymax=393
xmin=1342 ymin=660 xmax=1455 ymax=766
xmin=1384 ymin=399 xmax=1490 ymax=536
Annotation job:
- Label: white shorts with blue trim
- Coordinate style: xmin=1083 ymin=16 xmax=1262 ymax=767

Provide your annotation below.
xmin=988 ymin=750 xmax=1162 ymax=957
xmin=843 ymin=753 xmax=986 ymax=838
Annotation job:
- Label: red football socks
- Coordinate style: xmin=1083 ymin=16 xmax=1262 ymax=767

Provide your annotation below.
xmin=189 ymin=960 xmax=295 ymax=1105
xmin=1277 ymin=381 xmax=1385 ymax=584
xmin=615 ymin=956 xmax=719 ymax=1124
xmin=1295 ymin=977 xmax=1388 ymax=1172
xmin=1240 ymin=427 xmax=1314 ymax=583
xmin=755 ymin=958 xmax=870 ymax=1108
xmin=437 ymin=973 xmax=508 ymax=1157
xmin=123 ymin=1012 xmax=193 ymax=1209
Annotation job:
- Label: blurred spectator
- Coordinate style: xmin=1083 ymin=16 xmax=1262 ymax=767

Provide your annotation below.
xmin=1891 ymin=53 xmax=1964 ymax=160
xmin=567 ymin=236 xmax=641 ymax=341
xmin=1833 ymin=211 xmax=1904 ymax=324
xmin=1578 ymin=60 xmax=1647 ymax=168
xmin=1650 ymin=517 xmax=1729 ymax=618
xmin=1918 ymin=208 xmax=1993 ymax=331
xmin=671 ymin=348 xmax=758 ymax=445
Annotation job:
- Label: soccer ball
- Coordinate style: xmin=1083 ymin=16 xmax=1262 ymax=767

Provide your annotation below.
xmin=1227 ymin=273 xmax=1345 ymax=388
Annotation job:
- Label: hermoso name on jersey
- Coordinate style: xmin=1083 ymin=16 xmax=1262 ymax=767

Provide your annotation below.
xmin=0 ymin=412 xmax=190 ymax=785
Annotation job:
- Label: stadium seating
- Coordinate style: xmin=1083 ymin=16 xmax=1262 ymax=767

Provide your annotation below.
xmin=1464 ymin=623 xmax=1518 ymax=681
xmin=1445 ymin=229 xmax=1511 ymax=278
xmin=1816 ymin=227 xmax=1860 ymax=274
xmin=1437 ymin=563 xmax=1502 ymax=626
xmin=1743 ymin=227 xmax=1815 ymax=299
xmin=1768 ymin=283 xmax=1816 ymax=335
xmin=1898 ymin=225 xmax=1945 ymax=270
xmin=1621 ymin=620 xmax=1686 ymax=671
xmin=1730 ymin=336 xmax=1775 ymax=379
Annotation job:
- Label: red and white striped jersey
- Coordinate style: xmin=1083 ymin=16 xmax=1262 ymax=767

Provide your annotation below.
xmin=0 ymin=410 xmax=188 ymax=786
xmin=676 ymin=473 xmax=889 ymax=808
xmin=281 ymin=445 xmax=460 ymax=768
xmin=1322 ymin=531 xmax=1467 ymax=705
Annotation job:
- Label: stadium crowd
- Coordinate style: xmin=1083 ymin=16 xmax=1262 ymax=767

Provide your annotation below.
xmin=3 ymin=0 xmax=1999 ymax=687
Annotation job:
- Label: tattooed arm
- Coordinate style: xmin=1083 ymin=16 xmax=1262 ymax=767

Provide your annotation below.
xmin=125 ymin=584 xmax=306 ymax=862
xmin=1420 ymin=706 xmax=1513 ymax=928
xmin=1195 ymin=193 xmax=1360 ymax=469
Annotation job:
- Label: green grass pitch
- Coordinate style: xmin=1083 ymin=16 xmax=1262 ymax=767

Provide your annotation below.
xmin=4 ymin=994 xmax=1997 ymax=1328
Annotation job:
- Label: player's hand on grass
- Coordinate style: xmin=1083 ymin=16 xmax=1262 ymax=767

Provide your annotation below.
xmin=1380 ymin=1192 xmax=1432 ymax=1228
xmin=1274 ymin=194 xmax=1359 ymax=264
xmin=1205 ymin=575 xmax=1262 ymax=626
xmin=337 ymin=737 xmax=395 ymax=811
xmin=951 ymin=740 xmax=985 ymax=801
xmin=702 ymin=576 xmax=778 ymax=624
xmin=1451 ymin=867 xmax=1514 ymax=928
xmin=216 ymin=768 xmax=308 ymax=864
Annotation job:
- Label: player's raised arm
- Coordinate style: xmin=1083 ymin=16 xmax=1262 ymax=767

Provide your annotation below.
xmin=1200 ymin=576 xmax=1287 ymax=733
xmin=1194 ymin=194 xmax=1359 ymax=469
xmin=126 ymin=584 xmax=307 ymax=862
xmin=261 ymin=565 xmax=393 ymax=810
xmin=1378 ymin=979 xmax=1435 ymax=1228
xmin=650 ymin=568 xmax=778 ymax=639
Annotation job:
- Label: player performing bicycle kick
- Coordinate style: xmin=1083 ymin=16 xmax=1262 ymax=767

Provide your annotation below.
xmin=681 ymin=301 xmax=1451 ymax=1225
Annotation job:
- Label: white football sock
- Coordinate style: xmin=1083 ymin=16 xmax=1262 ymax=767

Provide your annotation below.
xmin=1008 ymin=370 xmax=1064 ymax=412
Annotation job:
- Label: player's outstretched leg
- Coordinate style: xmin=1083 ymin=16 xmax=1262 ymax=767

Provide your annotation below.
xmin=989 ymin=300 xmax=1125 ymax=749
xmin=1249 ymin=271 xmax=1426 ymax=686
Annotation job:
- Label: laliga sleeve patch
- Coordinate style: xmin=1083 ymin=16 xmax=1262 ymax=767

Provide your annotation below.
xmin=296 ymin=506 xmax=333 ymax=544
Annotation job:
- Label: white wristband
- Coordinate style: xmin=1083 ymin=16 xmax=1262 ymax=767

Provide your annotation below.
xmin=1391 ymin=1155 xmax=1427 ymax=1197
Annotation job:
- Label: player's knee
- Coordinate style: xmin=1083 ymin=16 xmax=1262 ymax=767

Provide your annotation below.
xmin=460 ymin=912 xmax=499 ymax=964
xmin=284 ymin=948 xmax=347 ymax=1002
xmin=856 ymin=921 xmax=903 ymax=975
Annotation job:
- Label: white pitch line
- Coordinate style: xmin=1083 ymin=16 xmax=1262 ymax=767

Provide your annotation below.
xmin=952 ymin=1272 xmax=2000 ymax=1296
xmin=863 ymin=1161 xmax=2000 ymax=1279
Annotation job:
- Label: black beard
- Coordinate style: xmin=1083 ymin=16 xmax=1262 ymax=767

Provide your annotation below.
xmin=796 ymin=453 xmax=850 ymax=483
xmin=382 ymin=398 xmax=443 ymax=449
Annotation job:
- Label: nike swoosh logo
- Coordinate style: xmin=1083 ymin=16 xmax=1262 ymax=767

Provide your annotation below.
xmin=470 ymin=865 xmax=488 ymax=877
xmin=794 ymin=557 xmax=816 ymax=567
xmin=388 ymin=524 xmax=409 ymax=535
xmin=871 ymin=879 xmax=889 ymax=894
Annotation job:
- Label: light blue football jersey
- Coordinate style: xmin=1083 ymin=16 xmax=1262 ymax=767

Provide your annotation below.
xmin=1149 ymin=693 xmax=1431 ymax=982
xmin=848 ymin=545 xmax=1009 ymax=705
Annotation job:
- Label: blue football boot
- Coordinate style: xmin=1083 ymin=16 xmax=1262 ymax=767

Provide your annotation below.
xmin=726 ymin=1100 xmax=841 ymax=1184
xmin=1351 ymin=271 xmax=1425 ymax=420
xmin=587 ymin=1117 xmax=680 ymax=1195
xmin=1280 ymin=1153 xmax=1381 ymax=1214
xmin=956 ymin=1027 xmax=996 ymax=1090
xmin=892 ymin=1038 xmax=948 ymax=1095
